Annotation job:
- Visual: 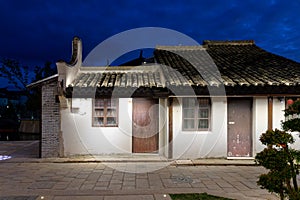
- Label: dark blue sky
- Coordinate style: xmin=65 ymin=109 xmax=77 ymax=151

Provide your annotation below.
xmin=1 ymin=0 xmax=300 ymax=69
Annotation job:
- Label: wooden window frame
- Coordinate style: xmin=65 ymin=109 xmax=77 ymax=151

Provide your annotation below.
xmin=93 ymin=98 xmax=118 ymax=127
xmin=182 ymin=97 xmax=211 ymax=131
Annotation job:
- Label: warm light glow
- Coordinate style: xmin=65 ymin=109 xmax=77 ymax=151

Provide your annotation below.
xmin=0 ymin=155 xmax=12 ymax=161
xmin=287 ymin=99 xmax=294 ymax=105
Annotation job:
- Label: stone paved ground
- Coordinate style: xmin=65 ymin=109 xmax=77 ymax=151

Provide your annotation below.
xmin=0 ymin=162 xmax=278 ymax=200
xmin=0 ymin=141 xmax=279 ymax=199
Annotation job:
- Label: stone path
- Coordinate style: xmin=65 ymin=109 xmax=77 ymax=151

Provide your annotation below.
xmin=0 ymin=162 xmax=278 ymax=200
xmin=0 ymin=141 xmax=279 ymax=199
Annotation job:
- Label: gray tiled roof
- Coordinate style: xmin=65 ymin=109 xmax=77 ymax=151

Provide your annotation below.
xmin=204 ymin=40 xmax=300 ymax=86
xmin=154 ymin=41 xmax=300 ymax=87
xmin=155 ymin=46 xmax=224 ymax=87
xmin=69 ymin=66 xmax=164 ymax=88
xmin=68 ymin=41 xmax=300 ymax=96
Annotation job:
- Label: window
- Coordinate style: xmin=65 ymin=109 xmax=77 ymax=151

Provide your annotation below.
xmin=182 ymin=98 xmax=211 ymax=131
xmin=93 ymin=98 xmax=118 ymax=127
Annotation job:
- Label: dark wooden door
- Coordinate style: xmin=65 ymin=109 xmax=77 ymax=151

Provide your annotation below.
xmin=132 ymin=98 xmax=159 ymax=153
xmin=227 ymin=98 xmax=252 ymax=157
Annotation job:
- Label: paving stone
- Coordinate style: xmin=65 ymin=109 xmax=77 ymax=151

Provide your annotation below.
xmin=80 ymin=184 xmax=95 ymax=190
xmin=104 ymin=195 xmax=154 ymax=200
xmin=215 ymin=179 xmax=234 ymax=188
xmin=122 ymin=181 xmax=135 ymax=186
xmin=190 ymin=182 xmax=206 ymax=188
xmin=54 ymin=196 xmax=104 ymax=200
xmin=99 ymin=175 xmax=112 ymax=181
xmin=108 ymin=183 xmax=122 ymax=190
xmin=94 ymin=186 xmax=108 ymax=190
xmin=53 ymin=182 xmax=70 ymax=190
xmin=96 ymin=181 xmax=109 ymax=187
xmin=29 ymin=181 xmax=55 ymax=189
xmin=0 ymin=196 xmax=38 ymax=200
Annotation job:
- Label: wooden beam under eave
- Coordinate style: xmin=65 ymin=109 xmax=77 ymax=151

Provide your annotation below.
xmin=268 ymin=96 xmax=273 ymax=130
xmin=168 ymin=97 xmax=173 ymax=159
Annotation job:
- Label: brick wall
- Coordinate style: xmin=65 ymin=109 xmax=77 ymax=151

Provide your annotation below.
xmin=41 ymin=80 xmax=61 ymax=158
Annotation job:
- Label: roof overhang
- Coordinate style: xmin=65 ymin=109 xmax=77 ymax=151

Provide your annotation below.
xmin=26 ymin=74 xmax=58 ymax=89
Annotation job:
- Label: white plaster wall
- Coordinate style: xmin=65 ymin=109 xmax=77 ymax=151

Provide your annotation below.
xmin=61 ymin=96 xmax=289 ymax=158
xmin=172 ymin=97 xmax=227 ymax=159
xmin=159 ymin=98 xmax=168 ymax=157
xmin=253 ymin=97 xmax=268 ymax=154
xmin=273 ymin=98 xmax=285 ymax=130
xmin=61 ymin=98 xmax=133 ymax=156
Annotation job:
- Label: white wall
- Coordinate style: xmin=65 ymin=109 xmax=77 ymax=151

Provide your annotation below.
xmin=252 ymin=97 xmax=287 ymax=154
xmin=61 ymin=96 xmax=289 ymax=158
xmin=172 ymin=97 xmax=279 ymax=159
xmin=61 ymin=98 xmax=133 ymax=156
xmin=273 ymin=98 xmax=285 ymax=129
xmin=159 ymin=98 xmax=169 ymax=157
xmin=253 ymin=97 xmax=268 ymax=154
xmin=172 ymin=97 xmax=227 ymax=159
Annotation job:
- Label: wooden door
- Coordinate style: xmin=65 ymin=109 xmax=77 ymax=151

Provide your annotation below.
xmin=227 ymin=98 xmax=252 ymax=157
xmin=132 ymin=98 xmax=159 ymax=153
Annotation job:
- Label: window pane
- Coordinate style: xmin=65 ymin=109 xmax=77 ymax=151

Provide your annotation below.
xmin=198 ymin=119 xmax=209 ymax=129
xmin=183 ymin=98 xmax=196 ymax=108
xmin=107 ymin=109 xmax=117 ymax=117
xmin=95 ymin=99 xmax=104 ymax=107
xmin=198 ymin=109 xmax=209 ymax=118
xmin=107 ymin=99 xmax=111 ymax=107
xmin=95 ymin=109 xmax=104 ymax=116
xmin=110 ymin=99 xmax=117 ymax=107
xmin=198 ymin=98 xmax=209 ymax=107
xmin=107 ymin=117 xmax=117 ymax=125
xmin=94 ymin=117 xmax=104 ymax=126
xmin=183 ymin=109 xmax=195 ymax=118
xmin=184 ymin=119 xmax=195 ymax=129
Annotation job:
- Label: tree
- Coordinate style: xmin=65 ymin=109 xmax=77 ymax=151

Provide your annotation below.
xmin=0 ymin=58 xmax=56 ymax=118
xmin=26 ymin=61 xmax=56 ymax=118
xmin=255 ymin=100 xmax=300 ymax=200
xmin=0 ymin=58 xmax=29 ymax=90
xmin=33 ymin=61 xmax=56 ymax=82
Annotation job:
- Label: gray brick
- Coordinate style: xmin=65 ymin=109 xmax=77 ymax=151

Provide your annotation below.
xmin=41 ymin=81 xmax=61 ymax=158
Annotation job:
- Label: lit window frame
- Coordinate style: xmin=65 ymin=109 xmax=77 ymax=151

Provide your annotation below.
xmin=93 ymin=98 xmax=118 ymax=127
xmin=182 ymin=97 xmax=211 ymax=131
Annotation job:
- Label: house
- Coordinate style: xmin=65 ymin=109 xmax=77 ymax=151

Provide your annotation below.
xmin=28 ymin=37 xmax=300 ymax=158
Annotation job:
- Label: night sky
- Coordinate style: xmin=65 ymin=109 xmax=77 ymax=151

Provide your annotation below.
xmin=1 ymin=0 xmax=300 ymax=81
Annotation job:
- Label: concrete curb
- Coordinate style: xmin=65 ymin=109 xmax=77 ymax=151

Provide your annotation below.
xmin=2 ymin=158 xmax=257 ymax=166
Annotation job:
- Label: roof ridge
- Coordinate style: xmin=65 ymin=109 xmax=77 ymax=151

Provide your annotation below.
xmin=156 ymin=45 xmax=205 ymax=50
xmin=203 ymin=40 xmax=255 ymax=46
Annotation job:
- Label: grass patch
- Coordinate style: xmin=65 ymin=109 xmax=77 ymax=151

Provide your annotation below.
xmin=170 ymin=193 xmax=234 ymax=200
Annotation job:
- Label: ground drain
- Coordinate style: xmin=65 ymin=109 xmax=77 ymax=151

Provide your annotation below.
xmin=171 ymin=175 xmax=193 ymax=183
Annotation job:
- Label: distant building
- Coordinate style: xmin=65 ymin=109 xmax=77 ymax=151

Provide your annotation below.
xmin=0 ymin=98 xmax=8 ymax=107
xmin=0 ymin=88 xmax=27 ymax=107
